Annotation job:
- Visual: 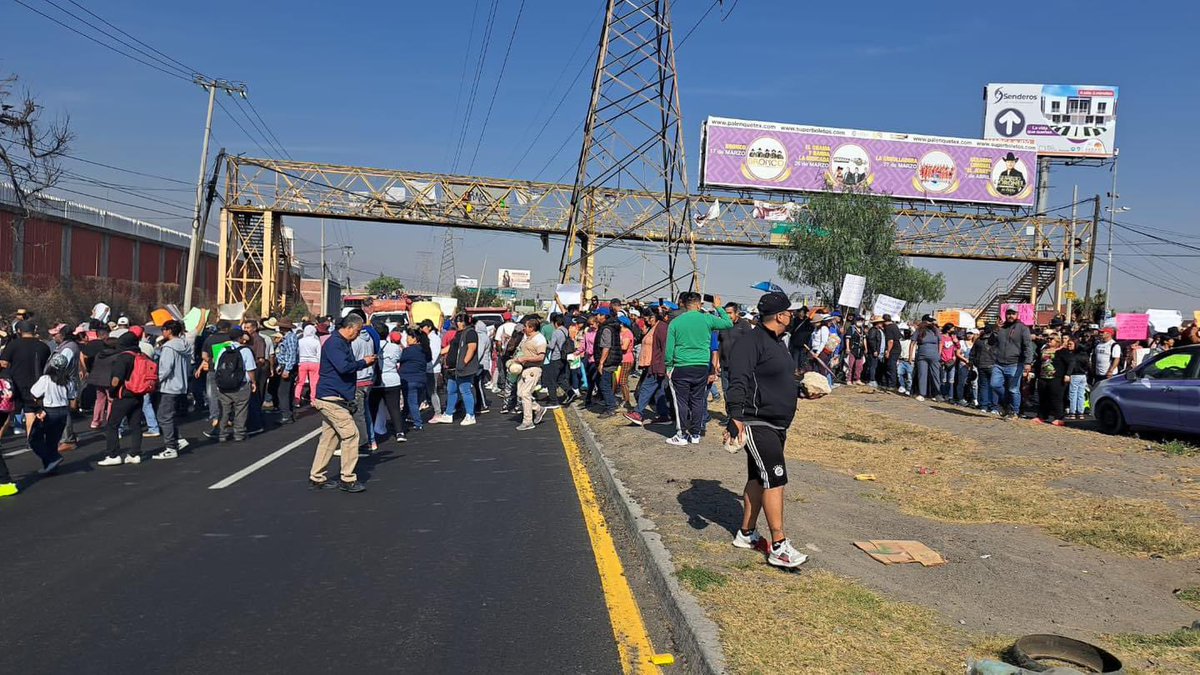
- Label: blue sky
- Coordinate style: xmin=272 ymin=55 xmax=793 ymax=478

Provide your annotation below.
xmin=4 ymin=0 xmax=1199 ymax=312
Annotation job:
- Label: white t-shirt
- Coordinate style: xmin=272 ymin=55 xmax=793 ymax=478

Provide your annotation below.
xmin=31 ymin=374 xmax=71 ymax=407
xmin=426 ymin=331 xmax=442 ymax=374
xmin=1094 ymin=341 xmax=1121 ymax=375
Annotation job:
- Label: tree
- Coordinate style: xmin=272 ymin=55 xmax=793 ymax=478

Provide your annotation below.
xmin=773 ymin=188 xmax=945 ymax=311
xmin=1073 ymin=288 xmax=1107 ymax=324
xmin=451 ymin=286 xmax=500 ymax=310
xmin=365 ymin=274 xmax=404 ymax=296
xmin=0 ymin=74 xmax=72 ymax=223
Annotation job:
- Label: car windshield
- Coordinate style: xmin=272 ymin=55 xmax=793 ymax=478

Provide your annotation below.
xmin=1140 ymin=351 xmax=1194 ymax=380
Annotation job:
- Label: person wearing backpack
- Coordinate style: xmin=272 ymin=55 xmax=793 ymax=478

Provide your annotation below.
xmin=1093 ymin=328 xmax=1122 ymax=382
xmin=212 ymin=327 xmax=257 ymax=443
xmin=98 ymin=330 xmax=157 ymax=466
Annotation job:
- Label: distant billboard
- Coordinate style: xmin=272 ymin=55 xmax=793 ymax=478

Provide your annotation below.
xmin=700 ymin=116 xmax=1036 ymax=207
xmin=983 ymin=83 xmax=1118 ymax=157
xmin=455 ymin=276 xmax=478 ymax=289
xmin=498 ymin=268 xmax=531 ymax=290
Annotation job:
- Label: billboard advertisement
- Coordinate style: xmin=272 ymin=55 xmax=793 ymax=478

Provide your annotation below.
xmin=701 ymin=117 xmax=1036 ymax=206
xmin=983 ymin=83 xmax=1118 ymax=157
xmin=498 ymin=268 xmax=531 ymax=290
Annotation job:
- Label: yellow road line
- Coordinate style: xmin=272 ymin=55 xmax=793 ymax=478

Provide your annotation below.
xmin=553 ymin=409 xmax=661 ymax=674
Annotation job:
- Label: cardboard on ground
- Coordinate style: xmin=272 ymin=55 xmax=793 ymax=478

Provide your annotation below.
xmin=854 ymin=540 xmax=947 ymax=567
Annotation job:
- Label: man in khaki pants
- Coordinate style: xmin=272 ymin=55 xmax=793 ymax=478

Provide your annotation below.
xmin=515 ymin=317 xmax=549 ymax=431
xmin=310 ymin=314 xmax=376 ymax=493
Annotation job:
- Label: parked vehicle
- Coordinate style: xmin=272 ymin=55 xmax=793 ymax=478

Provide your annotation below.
xmin=1090 ymin=345 xmax=1199 ymax=436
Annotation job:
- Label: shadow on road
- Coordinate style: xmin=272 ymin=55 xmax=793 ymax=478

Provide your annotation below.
xmin=677 ymin=478 xmax=742 ymax=535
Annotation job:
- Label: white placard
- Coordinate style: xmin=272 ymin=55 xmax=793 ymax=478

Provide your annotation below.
xmin=1147 ymin=308 xmax=1182 ymax=332
xmin=871 ymin=294 xmax=906 ymax=318
xmin=555 ymin=283 xmax=583 ymax=309
xmin=837 ymin=274 xmax=866 ymax=308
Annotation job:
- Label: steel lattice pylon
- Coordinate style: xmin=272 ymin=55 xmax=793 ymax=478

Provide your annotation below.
xmin=560 ymin=0 xmax=696 ymax=297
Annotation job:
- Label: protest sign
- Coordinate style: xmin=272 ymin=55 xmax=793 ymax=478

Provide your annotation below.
xmin=1147 ymin=309 xmax=1182 ymax=333
xmin=871 ymin=294 xmax=906 ymax=318
xmin=1115 ymin=313 xmax=1150 ymax=341
xmin=1000 ymin=303 xmax=1035 ymax=325
xmin=837 ymin=274 xmax=866 ymax=309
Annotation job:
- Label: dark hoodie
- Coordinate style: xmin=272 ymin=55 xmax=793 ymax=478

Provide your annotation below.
xmin=725 ymin=325 xmax=796 ymax=429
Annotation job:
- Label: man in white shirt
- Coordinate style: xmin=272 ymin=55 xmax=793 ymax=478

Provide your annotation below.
xmin=1094 ymin=328 xmax=1122 ymax=379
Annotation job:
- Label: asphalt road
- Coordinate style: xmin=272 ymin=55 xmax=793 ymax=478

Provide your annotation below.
xmin=0 ymin=404 xmax=626 ymax=673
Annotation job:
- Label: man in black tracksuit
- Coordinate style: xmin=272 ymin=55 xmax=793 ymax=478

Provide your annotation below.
xmin=724 ymin=292 xmax=808 ymax=569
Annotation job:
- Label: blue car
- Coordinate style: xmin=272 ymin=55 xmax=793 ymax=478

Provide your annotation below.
xmin=1090 ymin=344 xmax=1199 ymax=436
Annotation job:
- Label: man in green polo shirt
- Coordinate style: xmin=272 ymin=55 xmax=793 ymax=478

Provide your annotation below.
xmin=665 ymin=292 xmax=732 ymax=445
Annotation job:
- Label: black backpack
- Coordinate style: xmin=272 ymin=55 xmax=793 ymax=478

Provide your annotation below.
xmin=216 ymin=346 xmax=247 ymax=392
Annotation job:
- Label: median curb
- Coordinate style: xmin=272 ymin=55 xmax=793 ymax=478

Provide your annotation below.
xmin=566 ymin=407 xmax=727 ymax=675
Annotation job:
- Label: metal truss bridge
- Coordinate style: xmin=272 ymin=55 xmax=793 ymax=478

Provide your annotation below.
xmin=218 ymin=156 xmax=1089 ymax=315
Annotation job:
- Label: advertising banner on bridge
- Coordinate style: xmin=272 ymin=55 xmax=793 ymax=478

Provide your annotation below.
xmin=983 ymin=84 xmax=1118 ymax=158
xmin=700 ymin=116 xmax=1037 ymax=207
xmin=498 ymin=268 xmax=531 ymax=290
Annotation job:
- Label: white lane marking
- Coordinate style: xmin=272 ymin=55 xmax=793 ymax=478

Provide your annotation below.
xmin=208 ymin=428 xmax=322 ymax=490
xmin=2 ymin=448 xmax=31 ymax=458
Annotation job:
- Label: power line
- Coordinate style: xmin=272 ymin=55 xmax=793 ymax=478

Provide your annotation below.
xmin=62 ymin=0 xmax=197 ymax=74
xmin=215 ymin=97 xmax=276 ymax=158
xmin=240 ymin=97 xmax=292 ymax=161
xmin=444 ymin=0 xmax=483 ymax=171
xmin=466 ymin=0 xmax=527 ymax=173
xmin=450 ymin=0 xmax=501 ymax=173
xmin=12 ymin=0 xmax=191 ymax=81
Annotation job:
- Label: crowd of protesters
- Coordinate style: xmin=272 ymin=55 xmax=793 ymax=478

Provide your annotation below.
xmin=1 ymin=294 xmax=1195 ymax=562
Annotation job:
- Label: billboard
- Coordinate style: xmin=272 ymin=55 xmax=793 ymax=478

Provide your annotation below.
xmin=983 ymin=83 xmax=1118 ymax=157
xmin=455 ymin=276 xmax=478 ymax=289
xmin=701 ymin=116 xmax=1036 ymax=206
xmin=498 ymin=268 xmax=531 ymax=290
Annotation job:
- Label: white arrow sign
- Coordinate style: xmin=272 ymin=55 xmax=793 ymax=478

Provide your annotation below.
xmin=998 ymin=110 xmax=1023 ymax=136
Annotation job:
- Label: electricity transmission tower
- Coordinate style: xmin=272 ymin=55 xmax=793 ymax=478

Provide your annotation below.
xmin=560 ymin=0 xmax=697 ymax=298
xmin=437 ymin=230 xmax=461 ymax=294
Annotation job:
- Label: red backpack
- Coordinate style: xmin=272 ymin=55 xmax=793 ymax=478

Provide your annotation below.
xmin=123 ymin=351 xmax=159 ymax=396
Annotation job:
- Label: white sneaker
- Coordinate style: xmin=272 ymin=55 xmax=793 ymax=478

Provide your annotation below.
xmin=98 ymin=455 xmax=123 ymax=467
xmin=898 ymin=387 xmax=908 ymax=395
xmin=665 ymin=434 xmax=689 ymax=446
xmin=460 ymin=416 xmax=477 ymax=426
xmin=430 ymin=414 xmax=454 ymax=424
xmin=178 ymin=438 xmax=190 ymax=450
xmin=123 ymin=454 xmax=142 ymax=465
xmin=689 ymin=434 xmax=701 ymax=444
xmin=151 ymin=448 xmax=178 ymax=460
xmin=732 ymin=530 xmax=765 ymax=550
xmin=334 ymin=448 xmax=342 ymax=457
xmin=915 ymin=395 xmax=925 ymax=402
xmin=767 ymin=539 xmax=809 ymax=569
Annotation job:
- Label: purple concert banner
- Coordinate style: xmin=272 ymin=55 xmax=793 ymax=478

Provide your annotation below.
xmin=700 ymin=116 xmax=1037 ymax=207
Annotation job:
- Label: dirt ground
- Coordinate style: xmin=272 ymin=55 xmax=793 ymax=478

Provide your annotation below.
xmin=584 ymin=386 xmax=1200 ymax=673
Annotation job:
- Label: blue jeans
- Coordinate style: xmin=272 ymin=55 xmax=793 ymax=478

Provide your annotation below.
xmin=940 ymin=362 xmax=956 ymax=399
xmin=1068 ymin=374 xmax=1087 ymax=415
xmin=990 ymin=364 xmax=1022 ymax=414
xmin=898 ymin=361 xmax=913 ymax=392
xmin=635 ymin=371 xmax=670 ymax=419
xmin=444 ymin=376 xmax=476 ymax=418
xmin=596 ymin=366 xmax=617 ymax=412
xmin=977 ymin=367 xmax=994 ymax=411
xmin=404 ymin=380 xmax=426 ymax=429
xmin=142 ymin=394 xmax=160 ymax=434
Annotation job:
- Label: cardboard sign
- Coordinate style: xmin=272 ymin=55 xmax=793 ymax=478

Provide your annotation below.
xmin=935 ymin=310 xmax=962 ymax=328
xmin=555 ymin=283 xmax=583 ymax=310
xmin=1000 ymin=303 xmax=1035 ymax=325
xmin=1115 ymin=313 xmax=1150 ymax=341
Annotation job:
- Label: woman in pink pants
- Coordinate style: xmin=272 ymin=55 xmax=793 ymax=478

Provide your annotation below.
xmin=295 ymin=325 xmax=321 ymax=405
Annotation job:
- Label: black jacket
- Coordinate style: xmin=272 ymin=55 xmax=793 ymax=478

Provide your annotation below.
xmin=717 ymin=317 xmax=752 ymax=366
xmin=725 ymin=325 xmax=796 ymax=429
xmin=866 ymin=326 xmax=884 ymax=356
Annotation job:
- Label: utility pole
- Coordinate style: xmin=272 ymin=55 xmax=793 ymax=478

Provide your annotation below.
xmin=1083 ymin=196 xmax=1100 ymax=312
xmin=1065 ymin=185 xmax=1078 ymax=321
xmin=183 ymin=75 xmax=246 ymax=311
xmin=1103 ymin=153 xmax=1119 ymax=319
xmin=320 ymin=218 xmax=327 ymax=315
xmin=343 ymin=246 xmax=354 ymax=293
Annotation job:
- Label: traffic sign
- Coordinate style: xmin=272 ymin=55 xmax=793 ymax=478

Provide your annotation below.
xmin=993 ymin=108 xmax=1025 ymax=137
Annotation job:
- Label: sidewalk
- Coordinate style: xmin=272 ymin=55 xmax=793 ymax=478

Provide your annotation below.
xmin=575 ymin=388 xmax=1200 ymax=673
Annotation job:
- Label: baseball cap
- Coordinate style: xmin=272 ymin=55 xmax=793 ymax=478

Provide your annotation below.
xmin=109 ymin=328 xmax=129 ymax=339
xmin=129 ymin=325 xmax=145 ymax=339
xmin=229 ymin=327 xmax=246 ymax=340
xmin=756 ymin=291 xmax=790 ymax=316
xmin=116 ymin=316 xmax=130 ymax=326
xmin=596 ymin=307 xmax=614 ymax=317
xmin=14 ymin=319 xmax=36 ymax=333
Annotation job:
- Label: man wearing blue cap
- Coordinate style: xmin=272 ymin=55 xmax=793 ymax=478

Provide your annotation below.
xmin=591 ymin=307 xmax=621 ymax=417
